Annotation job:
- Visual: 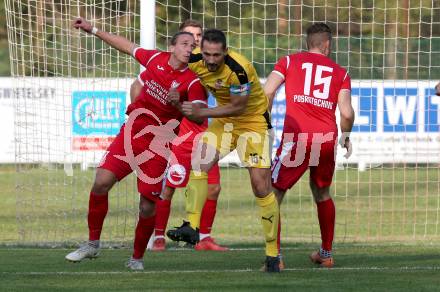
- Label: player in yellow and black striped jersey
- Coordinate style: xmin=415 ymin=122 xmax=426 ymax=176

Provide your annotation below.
xmin=170 ymin=28 xmax=281 ymax=272
xmin=189 ymin=47 xmax=269 ymax=122
xmin=186 ymin=45 xmax=272 ymax=168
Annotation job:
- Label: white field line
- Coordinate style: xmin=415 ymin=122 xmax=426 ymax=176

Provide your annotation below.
xmin=3 ymin=245 xmax=440 ymax=252
xmin=2 ymin=266 xmax=440 ymax=276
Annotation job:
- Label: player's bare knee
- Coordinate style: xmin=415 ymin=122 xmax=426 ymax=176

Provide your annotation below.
xmin=91 ymin=181 xmax=111 ymax=194
xmin=138 ymin=196 xmax=155 ymax=217
xmin=251 ymin=180 xmax=271 ymax=197
xmin=92 ymin=171 xmax=117 ymax=194
xmin=310 ymin=182 xmax=330 ymax=203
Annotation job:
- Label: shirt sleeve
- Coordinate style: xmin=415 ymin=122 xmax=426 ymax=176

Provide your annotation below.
xmin=341 ymin=71 xmax=351 ymax=91
xmin=132 ymin=47 xmax=159 ymax=67
xmin=187 ymin=78 xmax=207 ymax=105
xmin=272 ymin=55 xmax=289 ymax=80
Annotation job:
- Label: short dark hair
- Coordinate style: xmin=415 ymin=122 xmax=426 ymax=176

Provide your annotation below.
xmin=201 ymin=29 xmax=227 ymax=49
xmin=179 ymin=19 xmax=203 ymax=31
xmin=169 ymin=31 xmax=194 ymax=46
xmin=306 ymin=22 xmax=332 ymax=49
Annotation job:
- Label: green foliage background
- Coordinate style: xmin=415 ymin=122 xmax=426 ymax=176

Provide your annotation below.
xmin=2 ymin=0 xmax=440 ymax=79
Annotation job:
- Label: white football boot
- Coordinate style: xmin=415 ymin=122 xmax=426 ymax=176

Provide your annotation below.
xmin=65 ymin=243 xmax=100 ymax=262
xmin=126 ymin=257 xmax=144 ymax=271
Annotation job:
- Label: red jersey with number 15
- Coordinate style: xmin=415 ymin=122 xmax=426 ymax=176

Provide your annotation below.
xmin=273 ymin=52 xmax=351 ymax=135
xmin=126 ymin=48 xmax=206 ymax=126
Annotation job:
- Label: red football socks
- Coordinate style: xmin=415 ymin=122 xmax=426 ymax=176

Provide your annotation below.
xmin=154 ymin=199 xmax=171 ymax=237
xmin=317 ymin=198 xmax=335 ymax=251
xmin=88 ymin=192 xmax=109 ymax=241
xmin=132 ymin=215 xmax=155 ymax=259
xmin=199 ymin=199 xmax=217 ymax=235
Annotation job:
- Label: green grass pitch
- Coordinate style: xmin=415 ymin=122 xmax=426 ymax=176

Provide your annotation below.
xmin=1 ymin=165 xmax=439 ymax=290
xmin=1 ymin=244 xmax=439 ymax=291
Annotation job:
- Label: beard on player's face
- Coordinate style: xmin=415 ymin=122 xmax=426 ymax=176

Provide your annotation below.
xmin=206 ymin=62 xmax=219 ymax=72
xmin=202 ymin=41 xmax=226 ymax=72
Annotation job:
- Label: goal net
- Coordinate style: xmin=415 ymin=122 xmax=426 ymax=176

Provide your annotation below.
xmin=4 ymin=0 xmax=440 ymax=246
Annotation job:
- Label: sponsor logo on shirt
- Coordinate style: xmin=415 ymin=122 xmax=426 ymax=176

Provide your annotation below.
xmin=171 ymin=80 xmax=181 ymax=89
xmin=215 ymin=79 xmax=223 ymax=89
xmin=144 ymin=79 xmax=169 ymax=105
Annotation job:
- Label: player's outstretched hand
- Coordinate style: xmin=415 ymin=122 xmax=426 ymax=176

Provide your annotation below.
xmin=339 ymin=136 xmax=353 ymax=159
xmin=435 ymin=82 xmax=440 ymax=96
xmin=168 ymin=87 xmax=180 ymax=107
xmin=73 ymin=17 xmax=93 ymax=33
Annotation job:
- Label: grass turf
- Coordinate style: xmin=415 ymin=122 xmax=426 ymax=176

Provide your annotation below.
xmin=1 ymin=165 xmax=440 ymax=290
xmin=1 ymin=244 xmax=439 ymax=291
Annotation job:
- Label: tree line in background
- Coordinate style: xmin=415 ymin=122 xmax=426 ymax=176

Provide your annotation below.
xmin=2 ymin=0 xmax=439 ymax=79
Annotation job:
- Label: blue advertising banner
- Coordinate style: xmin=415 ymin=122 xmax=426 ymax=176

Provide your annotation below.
xmin=72 ymin=91 xmax=126 ymax=150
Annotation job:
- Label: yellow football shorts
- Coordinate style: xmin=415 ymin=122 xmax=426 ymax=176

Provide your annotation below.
xmin=201 ymin=115 xmax=272 ymax=168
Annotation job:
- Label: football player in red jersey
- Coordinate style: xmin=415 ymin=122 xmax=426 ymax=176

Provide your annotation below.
xmin=65 ymin=17 xmax=207 ymax=270
xmin=264 ymin=23 xmax=355 ymax=268
xmin=131 ymin=20 xmax=227 ymax=252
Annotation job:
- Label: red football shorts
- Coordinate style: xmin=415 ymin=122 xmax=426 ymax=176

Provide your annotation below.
xmin=271 ymin=135 xmax=337 ymax=191
xmin=165 ymin=143 xmax=220 ymax=188
xmin=98 ymin=121 xmax=170 ymax=202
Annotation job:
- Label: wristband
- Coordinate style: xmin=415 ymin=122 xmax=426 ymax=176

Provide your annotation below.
xmin=91 ymin=27 xmax=98 ymax=35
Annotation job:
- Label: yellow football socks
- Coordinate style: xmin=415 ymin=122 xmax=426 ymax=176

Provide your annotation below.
xmin=256 ymin=192 xmax=279 ymax=257
xmin=185 ymin=170 xmax=208 ymax=229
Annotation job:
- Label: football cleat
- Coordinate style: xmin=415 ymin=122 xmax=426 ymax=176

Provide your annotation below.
xmin=166 ymin=220 xmax=199 ymax=245
xmin=310 ymin=250 xmax=334 ymax=268
xmin=260 ymin=256 xmax=285 ymax=272
xmin=152 ymin=238 xmax=166 ymax=251
xmin=65 ymin=244 xmax=100 ymax=262
xmin=194 ymin=237 xmax=229 ymax=251
xmin=126 ymin=257 xmax=144 ymax=271
xmin=263 ymin=256 xmax=281 ymax=273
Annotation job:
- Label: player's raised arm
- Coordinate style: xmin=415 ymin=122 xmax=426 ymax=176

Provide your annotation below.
xmin=73 ymin=17 xmax=137 ymax=56
xmin=184 ymin=91 xmax=249 ymax=119
xmin=264 ymin=71 xmax=284 ymax=113
xmin=337 ymin=89 xmax=355 ymax=158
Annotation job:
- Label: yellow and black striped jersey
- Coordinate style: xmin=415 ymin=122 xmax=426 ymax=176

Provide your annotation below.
xmin=189 ymin=49 xmax=269 ymax=118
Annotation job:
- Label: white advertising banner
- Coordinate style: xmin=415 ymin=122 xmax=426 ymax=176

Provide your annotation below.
xmin=270 ymin=80 xmax=440 ymax=164
xmin=1 ymin=78 xmax=439 ymax=165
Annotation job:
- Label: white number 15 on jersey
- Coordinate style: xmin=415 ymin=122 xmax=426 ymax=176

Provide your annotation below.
xmin=302 ymin=62 xmax=333 ymax=100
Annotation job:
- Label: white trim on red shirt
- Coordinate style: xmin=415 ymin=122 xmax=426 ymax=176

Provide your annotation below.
xmin=191 ymin=100 xmax=207 ymax=105
xmin=187 ymin=78 xmax=200 ymax=91
xmin=285 ymin=55 xmax=290 ymax=70
xmin=132 ymin=47 xmax=140 ymax=58
xmin=146 ymin=52 xmax=162 ymax=67
xmin=272 ymin=70 xmax=285 ymax=80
